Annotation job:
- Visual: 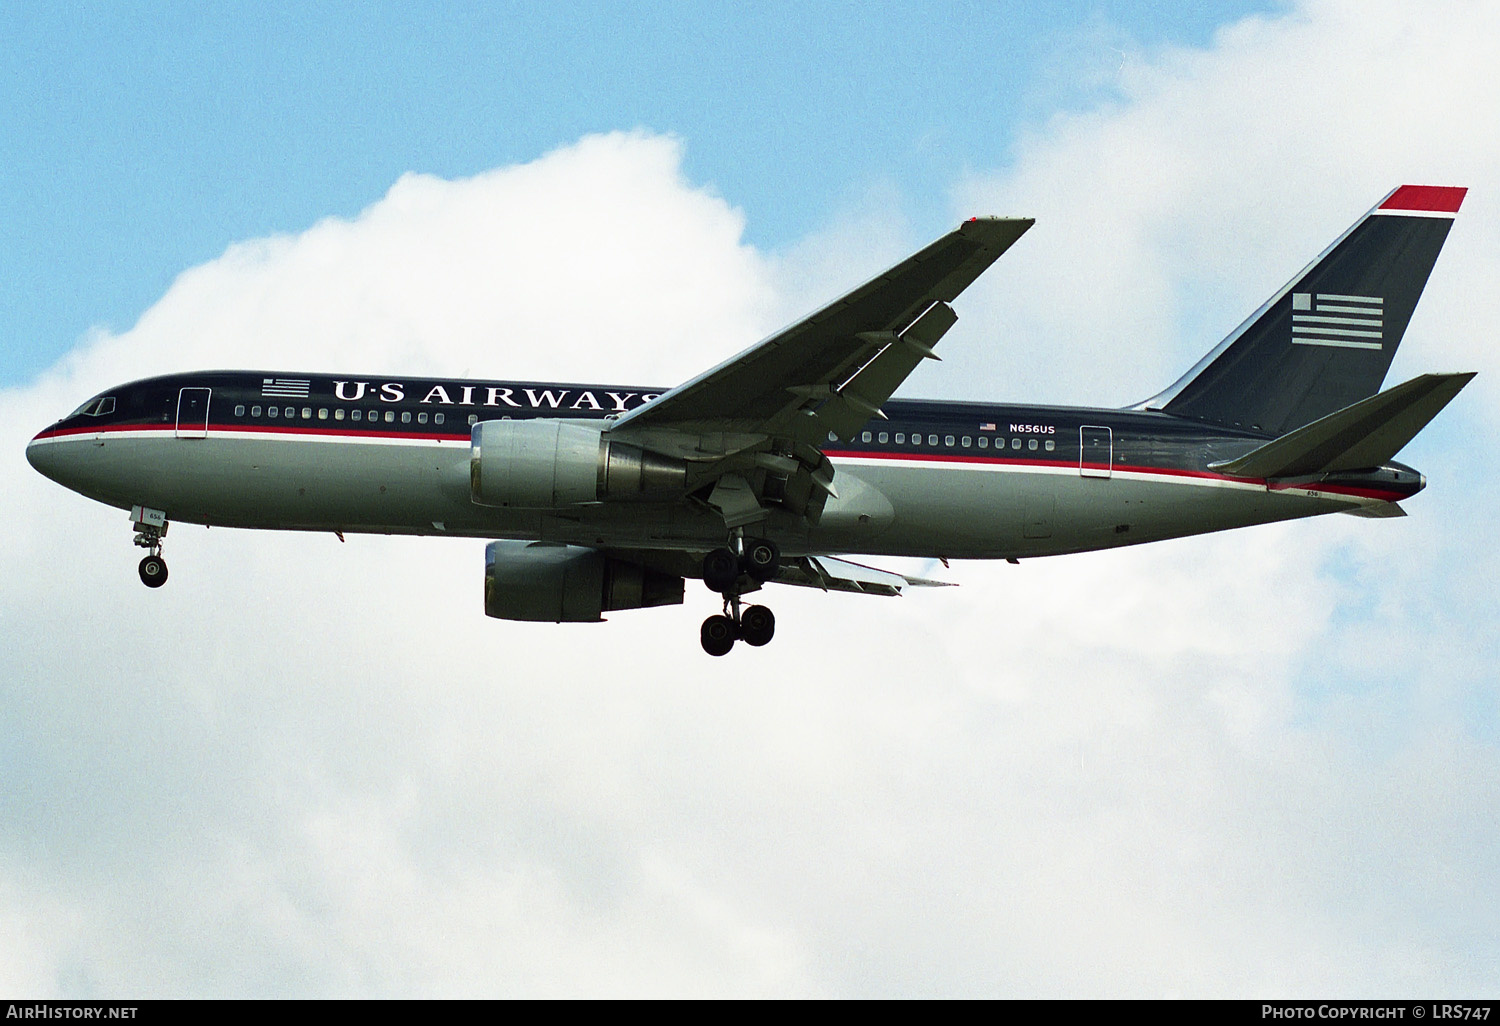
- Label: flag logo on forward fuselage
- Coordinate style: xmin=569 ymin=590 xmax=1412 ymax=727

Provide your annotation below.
xmin=261 ymin=378 xmax=311 ymax=398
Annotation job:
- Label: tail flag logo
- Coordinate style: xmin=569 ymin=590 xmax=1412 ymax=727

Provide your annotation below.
xmin=1291 ymin=293 xmax=1383 ymax=350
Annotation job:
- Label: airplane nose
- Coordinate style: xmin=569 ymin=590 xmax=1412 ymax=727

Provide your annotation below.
xmin=26 ymin=429 xmax=63 ymax=482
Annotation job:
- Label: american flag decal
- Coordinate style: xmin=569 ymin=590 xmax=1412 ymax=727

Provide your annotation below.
xmin=261 ymin=377 xmax=311 ymax=398
xmin=1291 ymin=293 xmax=1383 ymax=350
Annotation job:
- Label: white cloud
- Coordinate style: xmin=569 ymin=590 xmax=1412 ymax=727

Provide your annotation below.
xmin=928 ymin=0 xmax=1500 ymax=410
xmin=44 ymin=131 xmax=781 ymax=396
xmin=6 ymin=0 xmax=1500 ymax=996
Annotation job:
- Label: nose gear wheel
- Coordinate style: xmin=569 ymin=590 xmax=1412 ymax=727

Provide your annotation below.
xmin=138 ymin=554 xmax=168 ymax=588
xmin=131 ymin=511 xmax=170 ymax=589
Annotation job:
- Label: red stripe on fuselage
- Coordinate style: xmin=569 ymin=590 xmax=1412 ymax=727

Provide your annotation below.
xmin=824 ymin=449 xmax=1410 ymax=502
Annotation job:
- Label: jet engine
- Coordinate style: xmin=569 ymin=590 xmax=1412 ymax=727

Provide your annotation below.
xmin=484 ymin=540 xmax=684 ymax=622
xmin=470 ymin=420 xmax=686 ymax=509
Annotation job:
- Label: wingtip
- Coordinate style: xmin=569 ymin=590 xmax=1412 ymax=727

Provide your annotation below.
xmin=959 ymin=215 xmax=1036 ymax=243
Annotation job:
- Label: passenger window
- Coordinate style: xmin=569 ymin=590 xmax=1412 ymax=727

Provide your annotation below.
xmin=828 ymin=431 xmax=838 ymax=443
xmin=1045 ymin=440 xmax=1055 ymax=452
xmin=268 ymin=407 xmax=279 ymax=418
xmin=302 ymin=407 xmax=312 ymax=419
xmin=928 ymin=435 xmax=938 ymax=446
xmin=978 ymin=437 xmax=988 ymax=448
xmin=1011 ymin=438 xmax=1021 ymax=450
xmin=895 ymin=433 xmax=905 ymax=443
xmin=878 ymin=432 xmax=888 ymax=443
xmin=234 ymin=405 xmax=245 ymax=417
xmin=436 ymin=413 xmax=446 ymax=425
xmin=467 ymin=415 xmax=478 ymax=425
xmin=861 ymin=431 xmax=872 ymax=443
xmin=1028 ymin=438 xmax=1038 ymax=451
xmin=385 ymin=411 xmax=395 ymax=423
xmin=334 ymin=408 xmax=345 ymax=421
xmin=318 ymin=408 xmax=328 ymax=420
xmin=251 ymin=405 xmax=262 ymax=417
xmin=351 ymin=409 xmax=362 ymax=421
xmin=944 ymin=435 xmax=955 ymax=446
xmin=418 ymin=412 xmax=428 ymax=424
xmin=401 ymin=412 xmax=412 ymax=424
xmin=961 ymin=436 xmax=971 ymax=447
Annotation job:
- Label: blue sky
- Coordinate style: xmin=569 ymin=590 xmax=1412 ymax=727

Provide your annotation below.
xmin=2 ymin=1 xmax=1274 ymax=385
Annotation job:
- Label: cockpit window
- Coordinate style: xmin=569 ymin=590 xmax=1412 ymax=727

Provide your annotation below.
xmin=69 ymin=396 xmax=116 ymax=418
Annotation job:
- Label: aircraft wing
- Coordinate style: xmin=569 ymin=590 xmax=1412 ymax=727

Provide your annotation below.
xmin=611 ymin=216 xmax=1032 ymax=440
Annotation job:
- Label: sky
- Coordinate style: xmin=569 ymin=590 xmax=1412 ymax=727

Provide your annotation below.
xmin=4 ymin=0 xmax=1499 ymax=999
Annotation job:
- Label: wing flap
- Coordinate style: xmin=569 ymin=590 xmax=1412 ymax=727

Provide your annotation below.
xmin=816 ymin=300 xmax=957 ymax=440
xmin=772 ymin=555 xmax=956 ymax=596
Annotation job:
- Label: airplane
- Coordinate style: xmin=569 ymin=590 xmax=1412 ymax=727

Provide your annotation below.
xmin=27 ymin=185 xmax=1474 ymax=655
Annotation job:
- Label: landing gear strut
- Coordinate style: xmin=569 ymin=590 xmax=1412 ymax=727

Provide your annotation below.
xmin=699 ymin=534 xmax=780 ymax=656
xmin=131 ymin=507 xmax=169 ymax=588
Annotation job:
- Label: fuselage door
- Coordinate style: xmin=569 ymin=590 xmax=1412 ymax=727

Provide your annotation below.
xmin=176 ymin=387 xmax=211 ymax=439
xmin=1080 ymin=425 xmax=1112 ymax=478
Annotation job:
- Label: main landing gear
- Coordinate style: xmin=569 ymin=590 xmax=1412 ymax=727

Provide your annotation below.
xmin=131 ymin=507 xmax=170 ymax=588
xmin=699 ymin=535 xmax=780 ymax=657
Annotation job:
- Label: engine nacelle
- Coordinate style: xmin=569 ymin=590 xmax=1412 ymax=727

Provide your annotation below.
xmin=470 ymin=419 xmax=686 ymax=509
xmin=484 ymin=540 xmax=684 ymax=622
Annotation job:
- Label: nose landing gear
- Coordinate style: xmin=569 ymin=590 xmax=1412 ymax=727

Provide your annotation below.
xmin=131 ymin=506 xmax=170 ymax=588
xmin=698 ymin=535 xmax=780 ymax=656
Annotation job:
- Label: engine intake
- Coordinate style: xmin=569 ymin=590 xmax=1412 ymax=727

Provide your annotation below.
xmin=470 ymin=419 xmax=686 ymax=509
xmin=484 ymin=541 xmax=684 ymax=622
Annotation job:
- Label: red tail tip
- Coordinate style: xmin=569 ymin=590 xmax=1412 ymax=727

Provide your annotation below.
xmin=1381 ymin=185 xmax=1467 ymax=214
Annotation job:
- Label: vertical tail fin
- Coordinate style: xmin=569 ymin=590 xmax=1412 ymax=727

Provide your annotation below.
xmin=1141 ymin=186 xmax=1466 ymax=436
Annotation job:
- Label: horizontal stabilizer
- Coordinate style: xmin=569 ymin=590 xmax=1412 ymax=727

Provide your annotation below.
xmin=774 ymin=555 xmax=955 ymax=596
xmin=1341 ymin=501 xmax=1407 ymax=518
xmin=1210 ymin=372 xmax=1475 ymax=478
